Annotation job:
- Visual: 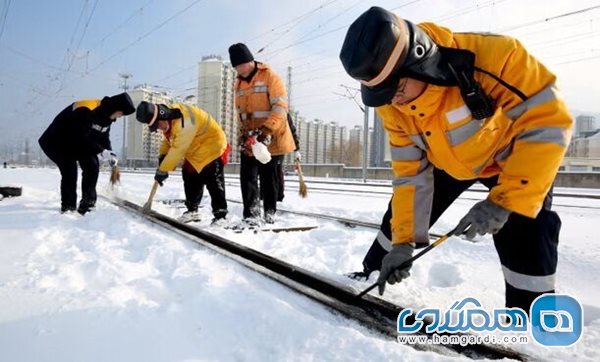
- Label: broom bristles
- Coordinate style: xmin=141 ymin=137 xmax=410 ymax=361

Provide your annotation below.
xmin=296 ymin=161 xmax=308 ymax=198
xmin=110 ymin=166 xmax=120 ymax=185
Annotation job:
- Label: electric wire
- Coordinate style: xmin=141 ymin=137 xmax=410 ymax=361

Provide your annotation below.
xmin=0 ymin=0 xmax=12 ymax=43
xmin=88 ymin=0 xmax=207 ymax=73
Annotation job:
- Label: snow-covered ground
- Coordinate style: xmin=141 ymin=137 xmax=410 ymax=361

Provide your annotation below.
xmin=1 ymin=167 xmax=599 ymax=361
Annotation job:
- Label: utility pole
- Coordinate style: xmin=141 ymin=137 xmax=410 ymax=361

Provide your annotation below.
xmin=337 ymin=84 xmax=369 ymax=183
xmin=24 ymin=139 xmax=30 ymax=166
xmin=118 ymin=73 xmax=132 ymax=167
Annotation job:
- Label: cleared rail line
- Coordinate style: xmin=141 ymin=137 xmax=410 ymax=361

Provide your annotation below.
xmin=104 ymin=195 xmax=530 ymax=361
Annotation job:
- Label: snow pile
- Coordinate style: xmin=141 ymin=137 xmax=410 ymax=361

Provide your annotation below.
xmin=0 ymin=168 xmax=454 ymax=362
xmin=1 ymin=167 xmax=599 ymax=361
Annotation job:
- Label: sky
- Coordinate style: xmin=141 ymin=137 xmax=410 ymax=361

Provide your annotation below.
xmin=1 ymin=0 xmax=599 ymax=155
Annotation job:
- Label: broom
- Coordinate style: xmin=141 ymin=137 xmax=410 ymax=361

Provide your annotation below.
xmin=142 ymin=181 xmax=159 ymax=213
xmin=109 ymin=166 xmax=121 ymax=185
xmin=295 ymin=160 xmax=308 ymax=198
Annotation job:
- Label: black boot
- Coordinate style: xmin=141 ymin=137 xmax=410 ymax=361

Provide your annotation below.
xmin=77 ymin=200 xmax=96 ymax=215
xmin=61 ymin=205 xmax=76 ymax=213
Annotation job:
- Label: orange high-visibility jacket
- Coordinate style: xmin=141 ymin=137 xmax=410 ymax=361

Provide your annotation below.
xmin=234 ymin=62 xmax=295 ymax=156
xmin=158 ymin=103 xmax=227 ymax=173
xmin=377 ymin=23 xmax=573 ymax=246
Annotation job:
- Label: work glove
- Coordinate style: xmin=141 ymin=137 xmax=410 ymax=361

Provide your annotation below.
xmin=294 ymin=151 xmax=301 ymax=162
xmin=98 ymin=149 xmax=118 ymax=167
xmin=154 ymin=169 xmax=169 ymax=186
xmin=257 ymin=133 xmax=272 ymax=146
xmin=454 ymin=199 xmax=511 ymax=240
xmin=244 ymin=134 xmax=257 ymax=149
xmin=377 ymin=243 xmax=414 ymax=296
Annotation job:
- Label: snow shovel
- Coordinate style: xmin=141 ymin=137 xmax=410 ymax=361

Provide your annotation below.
xmin=355 ymin=227 xmax=458 ymax=299
xmin=142 ymin=181 xmax=159 ymax=213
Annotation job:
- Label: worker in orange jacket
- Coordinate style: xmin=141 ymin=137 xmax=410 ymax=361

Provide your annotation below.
xmin=340 ymin=7 xmax=572 ymax=312
xmin=229 ymin=43 xmax=295 ymax=224
xmin=136 ymin=102 xmax=229 ymax=224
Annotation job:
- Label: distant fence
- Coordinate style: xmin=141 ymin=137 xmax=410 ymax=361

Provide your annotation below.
xmin=224 ymin=163 xmax=600 ymax=188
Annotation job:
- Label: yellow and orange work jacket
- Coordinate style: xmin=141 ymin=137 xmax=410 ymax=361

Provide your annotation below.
xmin=234 ymin=62 xmax=295 ymax=156
xmin=378 ymin=23 xmax=573 ymax=246
xmin=158 ymin=103 xmax=227 ymax=173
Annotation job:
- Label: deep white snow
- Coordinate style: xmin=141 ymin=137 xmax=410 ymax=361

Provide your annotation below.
xmin=1 ymin=167 xmax=599 ymax=362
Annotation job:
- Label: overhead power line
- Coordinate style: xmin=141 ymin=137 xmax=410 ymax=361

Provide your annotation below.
xmin=499 ymin=4 xmax=600 ymax=33
xmin=0 ymin=0 xmax=12 ymax=43
xmin=256 ymin=0 xmax=339 ymax=54
xmin=245 ymin=0 xmax=338 ymax=44
xmin=93 ymin=0 xmax=155 ymax=49
xmin=66 ymin=0 xmax=100 ymax=72
xmin=88 ymin=0 xmax=206 ymax=73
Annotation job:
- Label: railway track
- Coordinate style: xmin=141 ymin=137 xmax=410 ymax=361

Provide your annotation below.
xmin=120 ymin=171 xmax=600 ymax=201
xmin=222 ymin=180 xmax=600 ymax=210
xmin=104 ymin=195 xmax=531 ymax=361
xmin=223 ymin=175 xmax=600 ymax=200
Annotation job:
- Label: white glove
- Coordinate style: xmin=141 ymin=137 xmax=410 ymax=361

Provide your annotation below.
xmin=98 ymin=149 xmax=118 ymax=167
xmin=294 ymin=151 xmax=301 ymax=162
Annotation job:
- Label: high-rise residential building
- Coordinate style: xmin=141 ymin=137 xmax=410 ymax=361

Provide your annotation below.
xmin=575 ymin=115 xmax=596 ymax=138
xmin=293 ymin=115 xmax=348 ymax=165
xmin=197 ymin=55 xmax=239 ymax=162
xmin=371 ymin=112 xmax=390 ymax=167
xmin=348 ymin=125 xmax=372 ymax=167
xmin=296 ymin=114 xmax=311 ymax=163
xmin=313 ymin=120 xmax=326 ymax=164
xmin=329 ymin=122 xmax=346 ymax=164
xmin=126 ymin=85 xmax=177 ymax=167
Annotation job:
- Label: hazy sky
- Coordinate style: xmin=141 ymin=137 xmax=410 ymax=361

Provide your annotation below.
xmin=1 ymin=0 xmax=599 ymax=153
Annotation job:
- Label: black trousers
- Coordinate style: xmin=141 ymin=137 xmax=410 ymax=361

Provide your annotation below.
xmin=363 ymin=168 xmax=560 ymax=311
xmin=181 ymin=158 xmax=227 ymax=219
xmin=261 ymin=157 xmax=286 ymax=202
xmin=40 ymin=145 xmax=99 ymax=210
xmin=240 ymin=154 xmax=282 ymax=219
xmin=277 ymin=159 xmax=285 ymax=201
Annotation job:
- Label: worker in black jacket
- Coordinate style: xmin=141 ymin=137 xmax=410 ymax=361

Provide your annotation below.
xmin=38 ymin=93 xmax=135 ymax=214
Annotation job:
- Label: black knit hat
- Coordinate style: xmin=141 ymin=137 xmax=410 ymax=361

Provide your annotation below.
xmin=101 ymin=92 xmax=136 ymax=115
xmin=229 ymin=43 xmax=254 ymax=67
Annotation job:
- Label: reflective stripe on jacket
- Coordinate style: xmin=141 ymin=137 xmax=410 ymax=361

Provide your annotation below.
xmin=378 ymin=23 xmax=573 ymax=245
xmin=234 ymin=62 xmax=295 ymax=156
xmin=158 ymin=103 xmax=227 ymax=173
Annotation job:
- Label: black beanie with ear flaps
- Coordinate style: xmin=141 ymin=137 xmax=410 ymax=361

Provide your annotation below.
xmin=135 ymin=101 xmax=182 ymax=132
xmin=98 ymin=92 xmax=135 ymax=116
